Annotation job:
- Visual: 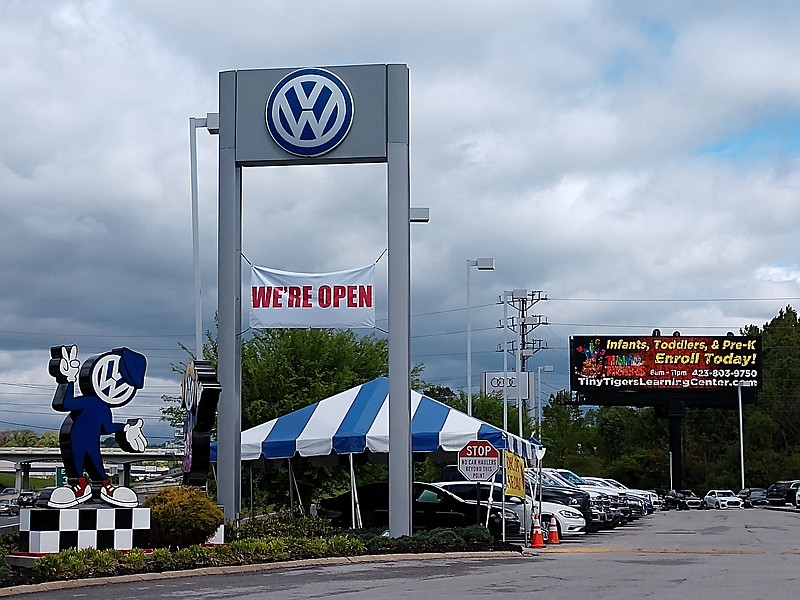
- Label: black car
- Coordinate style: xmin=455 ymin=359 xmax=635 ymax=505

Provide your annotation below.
xmin=663 ymin=489 xmax=703 ymax=510
xmin=16 ymin=491 xmax=38 ymax=508
xmin=33 ymin=487 xmax=57 ymax=508
xmin=765 ymin=480 xmax=800 ymax=506
xmin=737 ymin=487 xmax=768 ymax=508
xmin=317 ymin=481 xmax=520 ymax=538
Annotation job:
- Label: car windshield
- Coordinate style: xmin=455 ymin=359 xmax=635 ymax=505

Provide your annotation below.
xmin=557 ymin=470 xmax=589 ymax=485
xmin=545 ymin=471 xmax=578 ymax=487
xmin=680 ymin=490 xmax=696 ymax=496
xmin=719 ymin=491 xmax=736 ymax=497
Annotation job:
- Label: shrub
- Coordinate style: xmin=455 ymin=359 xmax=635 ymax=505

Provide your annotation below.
xmin=234 ymin=513 xmax=340 ymax=540
xmin=121 ymin=548 xmax=148 ymax=573
xmin=148 ymin=548 xmax=174 ymax=572
xmin=144 ymin=486 xmax=225 ymax=548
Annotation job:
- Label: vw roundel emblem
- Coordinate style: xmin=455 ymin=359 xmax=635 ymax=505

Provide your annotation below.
xmin=266 ymin=68 xmax=354 ymax=157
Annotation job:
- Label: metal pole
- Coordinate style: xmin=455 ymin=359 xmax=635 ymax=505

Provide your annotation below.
xmin=738 ymin=382 xmax=745 ymax=490
xmin=517 ymin=314 xmax=523 ymax=437
xmin=503 ymin=294 xmax=509 ymax=432
xmin=466 ymin=261 xmax=473 ymax=415
xmin=217 ymin=71 xmax=242 ymax=522
xmin=669 ymin=451 xmax=673 ymax=490
xmin=537 ymin=366 xmax=542 ymax=441
xmin=189 ymin=117 xmax=204 ymax=361
xmin=387 ymin=64 xmax=412 ymax=538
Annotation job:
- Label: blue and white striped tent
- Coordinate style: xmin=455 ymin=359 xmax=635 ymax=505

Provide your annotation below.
xmin=238 ymin=377 xmax=539 ymax=462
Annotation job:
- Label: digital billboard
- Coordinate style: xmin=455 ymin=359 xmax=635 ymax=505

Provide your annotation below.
xmin=570 ymin=335 xmax=761 ymax=393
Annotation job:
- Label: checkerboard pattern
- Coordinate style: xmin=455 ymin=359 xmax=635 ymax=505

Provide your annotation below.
xmin=18 ymin=507 xmax=151 ymax=554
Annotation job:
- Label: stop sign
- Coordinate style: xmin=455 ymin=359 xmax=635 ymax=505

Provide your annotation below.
xmin=457 ymin=440 xmax=500 ymax=482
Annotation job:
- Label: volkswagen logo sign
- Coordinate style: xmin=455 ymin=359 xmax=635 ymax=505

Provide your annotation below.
xmin=266 ymin=68 xmax=354 ymax=157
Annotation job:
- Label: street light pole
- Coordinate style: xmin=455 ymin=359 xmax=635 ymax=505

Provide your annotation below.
xmin=189 ymin=113 xmax=219 ymax=361
xmin=536 ymin=365 xmax=554 ymax=441
xmin=466 ymin=258 xmax=494 ymax=415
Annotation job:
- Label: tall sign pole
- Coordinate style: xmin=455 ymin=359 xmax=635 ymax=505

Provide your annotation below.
xmin=216 ymin=65 xmax=411 ymax=536
xmin=387 ymin=65 xmax=412 ymax=536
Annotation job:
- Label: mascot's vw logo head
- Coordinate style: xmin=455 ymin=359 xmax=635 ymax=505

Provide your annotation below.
xmin=266 ymin=68 xmax=354 ymax=157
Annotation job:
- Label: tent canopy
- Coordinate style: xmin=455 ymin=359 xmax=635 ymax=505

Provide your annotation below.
xmin=234 ymin=377 xmax=540 ymax=462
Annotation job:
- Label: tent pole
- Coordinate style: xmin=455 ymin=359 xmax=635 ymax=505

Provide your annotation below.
xmin=292 ymin=467 xmax=304 ymax=516
xmin=349 ymin=454 xmax=363 ymax=529
xmin=249 ymin=463 xmax=254 ymax=520
xmin=288 ymin=459 xmax=294 ymax=515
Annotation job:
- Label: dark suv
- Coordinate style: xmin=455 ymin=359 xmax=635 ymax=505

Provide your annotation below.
xmin=16 ymin=491 xmax=38 ymax=508
xmin=766 ymin=480 xmax=800 ymax=506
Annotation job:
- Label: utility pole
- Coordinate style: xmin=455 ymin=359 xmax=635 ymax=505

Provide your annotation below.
xmin=497 ymin=290 xmax=549 ymax=436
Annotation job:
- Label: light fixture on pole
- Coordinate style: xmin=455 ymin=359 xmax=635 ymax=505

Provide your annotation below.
xmin=536 ymin=365 xmax=554 ymax=441
xmin=189 ymin=113 xmax=219 ymax=360
xmin=466 ymin=258 xmax=494 ymax=415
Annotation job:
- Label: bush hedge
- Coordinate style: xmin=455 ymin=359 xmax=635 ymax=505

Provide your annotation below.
xmin=0 ymin=514 xmax=510 ymax=587
xmin=144 ymin=486 xmax=225 ymax=548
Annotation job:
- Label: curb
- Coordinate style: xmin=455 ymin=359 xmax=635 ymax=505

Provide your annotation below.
xmin=0 ymin=551 xmax=523 ymax=596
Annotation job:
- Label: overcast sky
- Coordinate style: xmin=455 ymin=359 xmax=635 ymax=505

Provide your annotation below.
xmin=2 ymin=1 xmax=800 ymax=443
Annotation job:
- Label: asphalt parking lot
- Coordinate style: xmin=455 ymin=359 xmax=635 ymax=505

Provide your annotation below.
xmin=3 ymin=505 xmax=799 ymax=599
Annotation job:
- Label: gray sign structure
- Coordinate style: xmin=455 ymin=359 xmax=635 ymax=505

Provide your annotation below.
xmin=216 ymin=64 xmax=412 ymax=536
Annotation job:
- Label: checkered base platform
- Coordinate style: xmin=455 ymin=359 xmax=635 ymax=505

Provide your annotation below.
xmin=19 ymin=507 xmax=151 ymax=554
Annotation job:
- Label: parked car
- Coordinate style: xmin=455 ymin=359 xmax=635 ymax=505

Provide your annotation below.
xmin=737 ymin=488 xmax=768 ymax=508
xmin=34 ymin=487 xmax=57 ymax=508
xmin=546 ymin=468 xmax=630 ymax=526
xmin=442 ymin=464 xmax=598 ymax=532
xmin=663 ymin=489 xmax=703 ymax=510
xmin=434 ymin=480 xmax=586 ymax=540
xmin=703 ymin=489 xmax=743 ymax=509
xmin=16 ymin=491 xmax=38 ymax=508
xmin=535 ymin=469 xmax=611 ymax=531
xmin=0 ymin=488 xmax=20 ymax=502
xmin=583 ymin=476 xmax=651 ymax=517
xmin=0 ymin=498 xmax=19 ymax=516
xmin=766 ymin=480 xmax=800 ymax=506
xmin=317 ymin=481 xmax=521 ymax=538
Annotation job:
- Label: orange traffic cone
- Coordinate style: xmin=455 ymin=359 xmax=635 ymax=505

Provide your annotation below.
xmin=548 ymin=514 xmax=560 ymax=544
xmin=530 ymin=513 xmax=546 ymax=549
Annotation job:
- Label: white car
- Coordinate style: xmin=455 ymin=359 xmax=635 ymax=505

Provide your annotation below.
xmin=704 ymin=489 xmax=743 ymax=509
xmin=435 ymin=481 xmax=586 ymax=540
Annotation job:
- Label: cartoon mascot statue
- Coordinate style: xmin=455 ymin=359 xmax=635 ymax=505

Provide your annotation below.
xmin=48 ymin=345 xmax=148 ymax=509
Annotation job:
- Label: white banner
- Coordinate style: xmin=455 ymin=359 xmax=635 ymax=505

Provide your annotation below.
xmin=250 ymin=264 xmax=375 ymax=329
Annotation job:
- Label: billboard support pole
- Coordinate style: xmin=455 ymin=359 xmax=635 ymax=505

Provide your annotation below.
xmin=738 ymin=382 xmax=745 ymax=490
xmin=667 ymin=398 xmax=684 ymax=491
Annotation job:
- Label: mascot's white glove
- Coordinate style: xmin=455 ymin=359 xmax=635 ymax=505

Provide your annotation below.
xmin=123 ymin=418 xmax=148 ymax=453
xmin=59 ymin=345 xmax=80 ymax=383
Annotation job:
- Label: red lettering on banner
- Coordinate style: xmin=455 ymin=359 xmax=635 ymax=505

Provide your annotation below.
xmin=318 ymin=285 xmax=331 ymax=308
xmin=252 ymin=286 xmax=284 ymax=308
xmin=347 ymin=286 xmax=358 ymax=307
xmin=287 ymin=286 xmax=301 ymax=308
xmin=359 ymin=285 xmax=373 ymax=308
xmin=332 ymin=285 xmax=347 ymax=307
xmin=285 ymin=286 xmax=313 ymax=308
xmin=252 ymin=287 xmax=268 ymax=308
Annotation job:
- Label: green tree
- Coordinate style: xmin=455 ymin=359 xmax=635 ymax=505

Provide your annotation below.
xmin=207 ymin=328 xmax=389 ymax=513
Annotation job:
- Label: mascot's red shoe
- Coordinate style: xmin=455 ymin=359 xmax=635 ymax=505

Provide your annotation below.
xmin=47 ymin=476 xmax=93 ymax=508
xmin=100 ymin=480 xmax=139 ymax=508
